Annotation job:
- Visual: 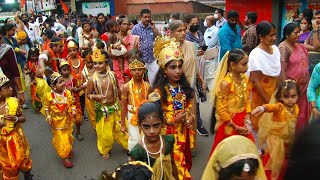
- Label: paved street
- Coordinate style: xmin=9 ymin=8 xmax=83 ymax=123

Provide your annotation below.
xmin=19 ymin=95 xmax=214 ymax=180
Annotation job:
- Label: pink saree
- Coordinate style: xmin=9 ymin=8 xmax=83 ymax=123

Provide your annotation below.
xmin=286 ymin=44 xmax=311 ymax=133
xmin=113 ymin=34 xmax=139 ymax=89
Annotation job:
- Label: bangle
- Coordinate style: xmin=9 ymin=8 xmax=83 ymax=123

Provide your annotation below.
xmin=18 ymin=90 xmax=24 ymax=94
xmin=14 ymin=116 xmax=19 ymax=123
xmin=89 ymin=94 xmax=93 ymax=100
xmin=46 ymin=115 xmax=51 ymax=121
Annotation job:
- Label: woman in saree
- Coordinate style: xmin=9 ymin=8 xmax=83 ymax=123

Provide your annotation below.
xmin=278 ymin=23 xmax=311 ymax=133
xmin=117 ymin=18 xmax=139 ymax=87
xmin=248 ymin=21 xmax=280 ymax=131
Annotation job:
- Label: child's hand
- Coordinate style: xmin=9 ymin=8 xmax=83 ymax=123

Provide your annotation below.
xmin=251 ymin=106 xmax=265 ymax=117
xmin=46 ymin=116 xmax=52 ymax=125
xmin=237 ymin=126 xmax=249 ymax=135
xmin=4 ymin=115 xmax=17 ymax=122
xmin=120 ymin=124 xmax=126 ymax=133
xmin=95 ymin=95 xmax=106 ymax=102
xmin=184 ymin=115 xmax=194 ymax=129
xmin=174 ymin=112 xmax=186 ymax=123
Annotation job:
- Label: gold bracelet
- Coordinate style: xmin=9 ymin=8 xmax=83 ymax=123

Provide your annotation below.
xmin=18 ymin=90 xmax=24 ymax=94
xmin=89 ymin=94 xmax=93 ymax=100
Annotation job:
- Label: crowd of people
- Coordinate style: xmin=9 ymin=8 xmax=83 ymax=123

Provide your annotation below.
xmin=0 ymin=6 xmax=320 ymax=180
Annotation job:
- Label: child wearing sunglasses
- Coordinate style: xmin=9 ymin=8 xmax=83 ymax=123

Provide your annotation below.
xmin=129 ymin=101 xmax=178 ymax=180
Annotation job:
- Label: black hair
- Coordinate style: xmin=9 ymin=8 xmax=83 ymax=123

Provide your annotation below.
xmin=130 ymin=19 xmax=138 ymax=25
xmin=28 ymin=47 xmax=40 ymax=59
xmin=96 ymin=41 xmax=105 ymax=50
xmin=218 ymin=158 xmax=259 ymax=180
xmin=46 ymin=74 xmax=59 ymax=86
xmin=256 ymin=21 xmax=275 ymax=42
xmin=81 ymin=50 xmax=92 ymax=59
xmin=302 ymin=9 xmax=313 ymax=21
xmin=97 ymin=13 xmax=104 ymax=20
xmin=106 ymin=14 xmax=112 ymax=20
xmin=137 ymin=102 xmax=164 ymax=125
xmin=99 ymin=162 xmax=153 ymax=180
xmin=227 ymin=10 xmax=239 ymax=19
xmin=106 ymin=20 xmax=118 ymax=31
xmin=42 ymin=29 xmax=55 ymax=39
xmin=140 ymin=9 xmax=151 ymax=16
xmin=2 ymin=23 xmax=15 ymax=35
xmin=153 ymin=65 xmax=194 ymax=105
xmin=316 ymin=10 xmax=320 ymax=16
xmin=4 ymin=18 xmax=12 ymax=24
xmin=227 ymin=49 xmax=246 ymax=71
xmin=49 ymin=37 xmax=62 ymax=48
xmin=247 ymin=12 xmax=258 ymax=24
xmin=118 ymin=14 xmax=126 ymax=20
xmin=275 ymin=80 xmax=300 ymax=103
xmin=216 ymin=8 xmax=224 ymax=16
xmin=171 ymin=13 xmax=180 ymax=20
xmin=284 ymin=119 xmax=320 ymax=180
xmin=281 ymin=23 xmax=299 ymax=43
xmin=0 ymin=81 xmax=11 ymax=90
xmin=81 ymin=20 xmax=91 ymax=28
xmin=21 ymin=13 xmax=28 ymax=18
xmin=184 ymin=14 xmax=198 ymax=24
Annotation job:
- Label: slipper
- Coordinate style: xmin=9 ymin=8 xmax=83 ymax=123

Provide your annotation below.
xmin=63 ymin=159 xmax=73 ymax=168
xmin=102 ymin=153 xmax=110 ymax=160
xmin=76 ymin=133 xmax=84 ymax=141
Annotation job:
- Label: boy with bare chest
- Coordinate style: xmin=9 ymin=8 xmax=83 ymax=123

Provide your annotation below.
xmin=86 ymin=49 xmax=128 ymax=159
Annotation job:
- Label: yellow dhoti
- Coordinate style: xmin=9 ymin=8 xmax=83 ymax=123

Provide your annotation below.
xmin=96 ymin=109 xmax=128 ymax=155
xmin=85 ymin=97 xmax=96 ymax=129
xmin=52 ymin=122 xmax=74 ymax=159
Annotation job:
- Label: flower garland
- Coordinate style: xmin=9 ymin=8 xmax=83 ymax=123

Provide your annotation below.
xmin=67 ymin=55 xmax=84 ymax=85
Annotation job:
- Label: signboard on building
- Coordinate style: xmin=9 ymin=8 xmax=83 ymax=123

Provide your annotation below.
xmin=37 ymin=0 xmax=56 ymax=11
xmin=281 ymin=0 xmax=320 ymax=30
xmin=82 ymin=2 xmax=110 ymax=16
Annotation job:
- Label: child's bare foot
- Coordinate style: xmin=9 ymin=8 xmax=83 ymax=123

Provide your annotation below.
xmin=102 ymin=153 xmax=110 ymax=160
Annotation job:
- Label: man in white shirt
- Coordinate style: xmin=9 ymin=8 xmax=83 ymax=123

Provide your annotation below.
xmin=21 ymin=14 xmax=40 ymax=45
xmin=35 ymin=11 xmax=47 ymax=27
xmin=204 ymin=15 xmax=220 ymax=92
xmin=215 ymin=8 xmax=227 ymax=29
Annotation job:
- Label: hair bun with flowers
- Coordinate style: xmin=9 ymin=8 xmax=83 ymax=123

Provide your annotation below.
xmin=153 ymin=36 xmax=183 ymax=68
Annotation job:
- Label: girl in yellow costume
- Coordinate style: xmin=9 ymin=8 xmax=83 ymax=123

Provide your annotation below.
xmin=252 ymin=80 xmax=299 ymax=180
xmin=86 ymin=49 xmax=128 ymax=160
xmin=209 ymin=49 xmax=254 ymax=156
xmin=81 ymin=50 xmax=96 ymax=129
xmin=153 ymin=36 xmax=195 ymax=180
xmin=202 ymin=135 xmax=267 ymax=180
xmin=0 ymin=73 xmax=33 ymax=180
xmin=43 ymin=72 xmax=76 ymax=168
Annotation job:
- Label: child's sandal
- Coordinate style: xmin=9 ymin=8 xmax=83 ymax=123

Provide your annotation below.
xmin=63 ymin=159 xmax=73 ymax=168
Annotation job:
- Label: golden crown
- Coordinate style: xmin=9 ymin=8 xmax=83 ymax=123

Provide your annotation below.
xmin=67 ymin=40 xmax=78 ymax=49
xmin=50 ymin=72 xmax=61 ymax=85
xmin=91 ymin=49 xmax=107 ymax=62
xmin=0 ymin=73 xmax=9 ymax=88
xmin=153 ymin=36 xmax=183 ymax=68
xmin=129 ymin=59 xmax=146 ymax=70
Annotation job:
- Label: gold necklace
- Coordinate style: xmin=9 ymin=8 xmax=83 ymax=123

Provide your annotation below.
xmin=72 ymin=59 xmax=80 ymax=69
